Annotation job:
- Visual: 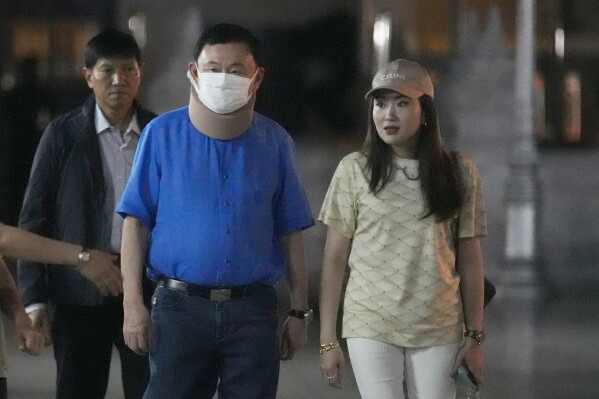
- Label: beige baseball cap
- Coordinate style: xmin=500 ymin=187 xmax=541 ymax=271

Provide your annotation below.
xmin=365 ymin=59 xmax=434 ymax=99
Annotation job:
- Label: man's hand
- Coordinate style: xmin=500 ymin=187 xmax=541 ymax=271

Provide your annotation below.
xmin=123 ymin=300 xmax=152 ymax=355
xmin=280 ymin=316 xmax=308 ymax=360
xmin=27 ymin=308 xmax=51 ymax=347
xmin=76 ymin=250 xmax=123 ymax=296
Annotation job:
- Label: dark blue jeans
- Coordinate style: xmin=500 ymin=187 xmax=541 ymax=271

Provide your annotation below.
xmin=143 ymin=284 xmax=280 ymax=399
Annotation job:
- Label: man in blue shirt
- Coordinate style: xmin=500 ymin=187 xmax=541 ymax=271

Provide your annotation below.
xmin=117 ymin=23 xmax=314 ymax=398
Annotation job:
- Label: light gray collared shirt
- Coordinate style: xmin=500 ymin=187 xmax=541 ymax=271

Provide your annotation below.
xmin=95 ymin=104 xmax=140 ymax=253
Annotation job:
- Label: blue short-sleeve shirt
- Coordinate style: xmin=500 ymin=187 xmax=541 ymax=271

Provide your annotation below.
xmin=117 ymin=107 xmax=314 ymax=286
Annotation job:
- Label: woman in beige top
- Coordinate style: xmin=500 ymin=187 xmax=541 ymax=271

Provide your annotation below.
xmin=318 ymin=59 xmax=487 ymax=399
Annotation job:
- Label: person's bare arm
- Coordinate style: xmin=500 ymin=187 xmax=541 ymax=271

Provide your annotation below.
xmin=279 ymin=230 xmax=309 ymax=360
xmin=318 ymin=226 xmax=351 ymax=388
xmin=121 ymin=216 xmax=151 ymax=354
xmin=0 ymin=257 xmax=45 ymax=355
xmin=0 ymin=222 xmax=121 ymax=296
xmin=452 ymin=236 xmax=485 ymax=387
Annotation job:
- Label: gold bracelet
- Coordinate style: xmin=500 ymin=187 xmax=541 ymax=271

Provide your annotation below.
xmin=319 ymin=341 xmax=340 ymax=354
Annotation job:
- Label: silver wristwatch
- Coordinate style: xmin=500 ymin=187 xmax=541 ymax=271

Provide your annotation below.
xmin=77 ymin=247 xmax=90 ymax=266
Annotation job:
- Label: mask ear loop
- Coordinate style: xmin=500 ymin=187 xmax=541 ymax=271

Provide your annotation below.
xmin=187 ymin=70 xmax=200 ymax=93
xmin=248 ymin=68 xmax=260 ymax=94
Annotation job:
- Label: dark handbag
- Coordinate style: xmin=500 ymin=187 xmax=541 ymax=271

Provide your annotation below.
xmin=451 ymin=151 xmax=496 ymax=308
xmin=483 ymin=277 xmax=496 ymax=308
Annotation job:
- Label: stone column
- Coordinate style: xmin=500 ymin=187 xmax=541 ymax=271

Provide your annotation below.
xmin=502 ymin=0 xmax=545 ymax=298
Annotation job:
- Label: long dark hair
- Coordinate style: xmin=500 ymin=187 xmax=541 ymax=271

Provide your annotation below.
xmin=363 ymin=94 xmax=463 ymax=221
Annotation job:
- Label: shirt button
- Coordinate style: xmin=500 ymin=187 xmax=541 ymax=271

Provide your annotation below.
xmin=225 ymin=258 xmax=231 ymax=264
xmin=224 ymin=201 xmax=230 ymax=207
xmin=226 ymin=229 xmax=231 ymax=234
xmin=223 ymin=174 xmax=228 ymax=180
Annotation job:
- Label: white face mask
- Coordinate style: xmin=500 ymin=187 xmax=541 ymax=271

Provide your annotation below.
xmin=187 ymin=67 xmax=258 ymax=114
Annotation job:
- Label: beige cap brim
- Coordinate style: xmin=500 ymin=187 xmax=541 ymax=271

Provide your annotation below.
xmin=365 ymin=85 xmax=424 ymax=99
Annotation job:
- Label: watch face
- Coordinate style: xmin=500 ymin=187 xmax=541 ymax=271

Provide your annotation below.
xmin=304 ymin=309 xmax=314 ymax=323
xmin=466 ymin=330 xmax=485 ymax=344
xmin=289 ymin=309 xmax=313 ymax=322
xmin=79 ymin=251 xmax=90 ymax=262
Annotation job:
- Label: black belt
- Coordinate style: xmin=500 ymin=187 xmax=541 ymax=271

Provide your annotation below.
xmin=157 ymin=278 xmax=263 ymax=302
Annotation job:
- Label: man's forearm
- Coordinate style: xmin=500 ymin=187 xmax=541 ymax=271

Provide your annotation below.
xmin=121 ymin=217 xmax=149 ymax=305
xmin=281 ymin=230 xmax=308 ymax=309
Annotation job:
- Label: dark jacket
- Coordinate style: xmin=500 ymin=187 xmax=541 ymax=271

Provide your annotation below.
xmin=17 ymin=95 xmax=156 ymax=306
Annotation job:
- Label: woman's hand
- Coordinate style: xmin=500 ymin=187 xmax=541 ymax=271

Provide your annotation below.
xmin=319 ymin=345 xmax=345 ymax=389
xmin=451 ymin=338 xmax=485 ymax=388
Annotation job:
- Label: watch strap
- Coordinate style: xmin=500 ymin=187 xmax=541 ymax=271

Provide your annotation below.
xmin=288 ymin=308 xmax=312 ymax=320
xmin=464 ymin=329 xmax=485 ymax=344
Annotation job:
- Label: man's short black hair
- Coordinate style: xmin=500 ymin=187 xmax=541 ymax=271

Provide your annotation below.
xmin=193 ymin=23 xmax=263 ymax=67
xmin=84 ymin=29 xmax=142 ymax=68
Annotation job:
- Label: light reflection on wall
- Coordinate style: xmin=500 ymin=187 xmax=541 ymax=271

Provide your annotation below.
xmin=415 ymin=0 xmax=452 ymax=56
xmin=128 ymin=12 xmax=147 ymax=49
xmin=9 ymin=19 xmax=97 ymax=79
xmin=11 ymin=21 xmax=49 ymax=60
xmin=373 ymin=12 xmax=391 ymax=72
xmin=563 ymin=71 xmax=581 ymax=143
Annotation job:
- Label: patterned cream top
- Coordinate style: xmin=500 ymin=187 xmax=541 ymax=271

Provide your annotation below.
xmin=318 ymin=151 xmax=487 ymax=348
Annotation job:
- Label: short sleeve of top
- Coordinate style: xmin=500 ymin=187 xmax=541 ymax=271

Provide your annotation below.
xmin=456 ymin=153 xmax=487 ymax=239
xmin=318 ymin=151 xmax=487 ymax=348
xmin=318 ymin=155 xmax=358 ymax=239
xmin=115 ymin=117 xmax=161 ymax=229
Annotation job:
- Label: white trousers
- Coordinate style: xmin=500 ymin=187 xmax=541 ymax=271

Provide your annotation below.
xmin=347 ymin=338 xmax=461 ymax=399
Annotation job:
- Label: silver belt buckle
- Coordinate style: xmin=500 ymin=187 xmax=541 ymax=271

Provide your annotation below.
xmin=164 ymin=279 xmax=187 ymax=292
xmin=210 ymin=289 xmax=232 ymax=301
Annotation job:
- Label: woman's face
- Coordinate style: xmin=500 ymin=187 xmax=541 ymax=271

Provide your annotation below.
xmin=372 ymin=90 xmax=423 ymax=158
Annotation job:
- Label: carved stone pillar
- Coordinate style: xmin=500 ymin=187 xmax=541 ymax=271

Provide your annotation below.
xmin=502 ymin=0 xmax=545 ymax=298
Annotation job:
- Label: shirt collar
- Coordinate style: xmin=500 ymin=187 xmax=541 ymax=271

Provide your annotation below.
xmin=94 ymin=104 xmax=140 ymax=136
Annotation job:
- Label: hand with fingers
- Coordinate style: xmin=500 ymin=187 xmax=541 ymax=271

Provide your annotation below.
xmin=280 ymin=316 xmax=308 ymax=360
xmin=123 ymin=300 xmax=152 ymax=355
xmin=27 ymin=308 xmax=52 ymax=347
xmin=15 ymin=310 xmax=45 ymax=355
xmin=319 ymin=341 xmax=344 ymax=389
xmin=75 ymin=250 xmax=123 ymax=297
xmin=451 ymin=337 xmax=485 ymax=389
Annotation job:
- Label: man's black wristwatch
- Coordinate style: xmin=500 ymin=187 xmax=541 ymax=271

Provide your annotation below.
xmin=288 ymin=308 xmax=314 ymax=323
xmin=464 ymin=329 xmax=485 ymax=345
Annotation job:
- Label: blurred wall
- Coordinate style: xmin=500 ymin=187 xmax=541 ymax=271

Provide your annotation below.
xmin=111 ymin=1 xmax=599 ymax=302
xmin=116 ymin=0 xmax=362 ymax=134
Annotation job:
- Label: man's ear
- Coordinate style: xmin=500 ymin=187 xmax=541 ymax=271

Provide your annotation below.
xmin=82 ymin=67 xmax=93 ymax=89
xmin=251 ymin=67 xmax=265 ymax=93
xmin=188 ymin=62 xmax=199 ymax=79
